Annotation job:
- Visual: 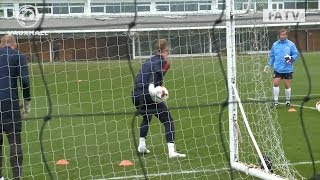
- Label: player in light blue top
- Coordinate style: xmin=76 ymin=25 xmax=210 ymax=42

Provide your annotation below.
xmin=264 ymin=29 xmax=299 ymax=107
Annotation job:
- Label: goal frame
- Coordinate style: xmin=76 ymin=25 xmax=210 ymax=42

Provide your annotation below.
xmin=226 ymin=0 xmax=287 ymax=179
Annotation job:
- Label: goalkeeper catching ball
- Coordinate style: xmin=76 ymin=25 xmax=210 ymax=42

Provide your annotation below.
xmin=132 ymin=39 xmax=186 ymax=158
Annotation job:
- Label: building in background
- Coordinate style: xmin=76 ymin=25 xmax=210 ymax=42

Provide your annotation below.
xmin=0 ymin=0 xmax=319 ymax=19
xmin=0 ymin=0 xmax=319 ymax=62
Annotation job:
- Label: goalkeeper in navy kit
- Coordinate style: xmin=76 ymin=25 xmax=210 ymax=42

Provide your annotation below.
xmin=264 ymin=29 xmax=299 ymax=107
xmin=132 ymin=39 xmax=186 ymax=158
xmin=0 ymin=35 xmax=31 ymax=180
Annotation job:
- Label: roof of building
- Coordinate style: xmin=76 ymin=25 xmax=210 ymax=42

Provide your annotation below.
xmin=1 ymin=12 xmax=320 ymax=33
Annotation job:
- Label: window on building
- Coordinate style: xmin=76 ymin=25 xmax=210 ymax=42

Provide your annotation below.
xmin=199 ymin=4 xmax=211 ymax=10
xmin=7 ymin=9 xmax=13 ymax=17
xmin=284 ymin=2 xmax=296 ymax=9
xmin=137 ymin=3 xmax=151 ymax=12
xmin=296 ymin=2 xmax=306 ymax=9
xmin=199 ymin=1 xmax=212 ymax=11
xmin=121 ymin=3 xmax=136 ymax=13
xmin=106 ymin=3 xmax=121 ymax=13
xmin=92 ymin=3 xmax=105 ymax=6
xmin=308 ymin=1 xmax=318 ymax=9
xmin=1 ymin=3 xmax=13 ymax=7
xmin=36 ymin=3 xmax=52 ymax=6
xmin=53 ymin=3 xmax=69 ymax=14
xmin=278 ymin=3 xmax=283 ymax=9
xmin=137 ymin=6 xmax=150 ymax=12
xmin=218 ymin=0 xmax=225 ymax=10
xmin=186 ymin=3 xmax=198 ymax=11
xmin=36 ymin=3 xmax=53 ymax=14
xmin=170 ymin=2 xmax=185 ymax=12
xmin=38 ymin=7 xmax=52 ymax=14
xmin=243 ymin=2 xmax=255 ymax=10
xmin=19 ymin=3 xmax=52 ymax=14
xmin=156 ymin=3 xmax=170 ymax=11
xmin=256 ymin=3 xmax=268 ymax=11
xmin=70 ymin=3 xmax=84 ymax=13
xmin=91 ymin=6 xmax=104 ymax=13
xmin=0 ymin=3 xmax=14 ymax=18
xmin=271 ymin=2 xmax=283 ymax=9
xmin=272 ymin=3 xmax=277 ymax=9
xmin=91 ymin=3 xmax=105 ymax=13
xmin=19 ymin=3 xmax=36 ymax=7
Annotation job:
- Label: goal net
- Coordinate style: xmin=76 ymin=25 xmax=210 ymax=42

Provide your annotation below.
xmin=229 ymin=25 xmax=302 ymax=179
xmin=13 ymin=28 xmax=235 ymax=179
xmin=0 ymin=9 xmax=301 ymax=180
xmin=4 ymin=25 xmax=301 ymax=179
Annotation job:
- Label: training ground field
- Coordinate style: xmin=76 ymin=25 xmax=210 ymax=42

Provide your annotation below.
xmin=1 ymin=53 xmax=319 ymax=179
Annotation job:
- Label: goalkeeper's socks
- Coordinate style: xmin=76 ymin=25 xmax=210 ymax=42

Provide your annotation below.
xmin=139 ymin=137 xmax=146 ymax=147
xmin=285 ymin=88 xmax=291 ymax=102
xmin=273 ymin=86 xmax=280 ymax=102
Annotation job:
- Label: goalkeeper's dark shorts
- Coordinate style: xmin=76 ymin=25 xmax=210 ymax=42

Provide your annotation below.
xmin=273 ymin=71 xmax=293 ymax=79
xmin=132 ymin=93 xmax=168 ymax=115
xmin=0 ymin=100 xmax=22 ymax=133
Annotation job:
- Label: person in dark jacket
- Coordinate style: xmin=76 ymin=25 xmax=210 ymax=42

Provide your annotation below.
xmin=132 ymin=39 xmax=186 ymax=158
xmin=0 ymin=35 xmax=31 ymax=180
xmin=52 ymin=41 xmax=61 ymax=62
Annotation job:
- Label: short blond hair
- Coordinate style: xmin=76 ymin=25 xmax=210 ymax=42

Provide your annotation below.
xmin=154 ymin=39 xmax=168 ymax=53
xmin=1 ymin=35 xmax=17 ymax=46
xmin=279 ymin=29 xmax=288 ymax=35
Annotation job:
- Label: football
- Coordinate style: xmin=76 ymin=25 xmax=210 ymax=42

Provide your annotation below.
xmin=316 ymin=101 xmax=320 ymax=112
xmin=152 ymin=86 xmax=169 ymax=103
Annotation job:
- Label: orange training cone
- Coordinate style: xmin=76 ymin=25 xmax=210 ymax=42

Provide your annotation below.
xmin=56 ymin=159 xmax=69 ymax=165
xmin=118 ymin=160 xmax=133 ymax=166
xmin=288 ymin=108 xmax=297 ymax=112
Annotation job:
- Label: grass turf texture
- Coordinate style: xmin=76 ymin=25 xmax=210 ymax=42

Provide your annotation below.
xmin=1 ymin=53 xmax=319 ymax=179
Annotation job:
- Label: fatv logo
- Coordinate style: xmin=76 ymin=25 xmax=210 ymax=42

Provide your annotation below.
xmin=263 ymin=9 xmax=305 ymax=22
xmin=16 ymin=5 xmax=40 ymax=28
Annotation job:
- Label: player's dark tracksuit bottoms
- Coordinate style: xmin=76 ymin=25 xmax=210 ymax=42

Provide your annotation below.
xmin=132 ymin=55 xmax=175 ymax=143
xmin=0 ymin=46 xmax=30 ymax=180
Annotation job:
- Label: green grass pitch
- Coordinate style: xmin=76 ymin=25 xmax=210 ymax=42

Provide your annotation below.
xmin=1 ymin=53 xmax=319 ymax=179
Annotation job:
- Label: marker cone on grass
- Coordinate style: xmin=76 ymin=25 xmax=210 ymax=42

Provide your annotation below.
xmin=56 ymin=159 xmax=69 ymax=165
xmin=288 ymin=108 xmax=296 ymax=112
xmin=118 ymin=160 xmax=133 ymax=166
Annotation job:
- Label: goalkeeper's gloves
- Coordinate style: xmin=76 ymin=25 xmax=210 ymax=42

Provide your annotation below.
xmin=23 ymin=100 xmax=31 ymax=114
xmin=284 ymin=55 xmax=292 ymax=63
xmin=148 ymin=84 xmax=163 ymax=99
xmin=264 ymin=65 xmax=270 ymax=73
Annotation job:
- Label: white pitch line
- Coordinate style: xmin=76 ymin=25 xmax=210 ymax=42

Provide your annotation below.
xmin=103 ymin=168 xmax=228 ymax=180
xmin=278 ymin=102 xmax=317 ymax=110
xmin=247 ymin=98 xmax=317 ymax=110
xmin=290 ymin=160 xmax=320 ymax=166
xmin=279 ymin=94 xmax=320 ymax=97
xmin=98 ymin=160 xmax=320 ymax=180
